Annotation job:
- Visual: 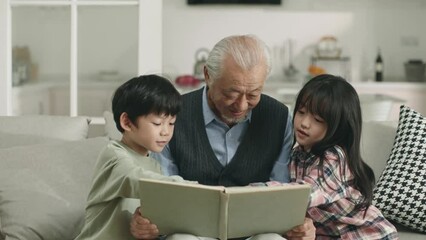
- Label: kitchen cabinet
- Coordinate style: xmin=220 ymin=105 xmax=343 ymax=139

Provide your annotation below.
xmin=12 ymin=84 xmax=50 ymax=115
xmin=161 ymin=80 xmax=426 ymax=122
xmin=353 ymin=82 xmax=426 ymax=121
xmin=262 ymin=80 xmax=426 ymax=121
xmin=49 ymin=82 xmax=117 ymax=116
xmin=13 ymin=81 xmax=118 ymax=116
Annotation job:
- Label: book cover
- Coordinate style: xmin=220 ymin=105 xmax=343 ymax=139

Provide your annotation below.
xmin=139 ymin=178 xmax=311 ymax=240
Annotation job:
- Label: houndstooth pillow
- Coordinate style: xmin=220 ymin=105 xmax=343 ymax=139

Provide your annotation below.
xmin=373 ymin=105 xmax=426 ymax=233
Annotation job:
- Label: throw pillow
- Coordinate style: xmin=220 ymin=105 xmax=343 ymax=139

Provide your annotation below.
xmin=0 ymin=131 xmax=64 ymax=149
xmin=360 ymin=121 xmax=398 ymax=183
xmin=0 ymin=137 xmax=108 ymax=240
xmin=0 ymin=115 xmax=90 ymax=140
xmin=373 ymin=105 xmax=426 ymax=233
xmin=103 ymin=111 xmax=122 ymax=141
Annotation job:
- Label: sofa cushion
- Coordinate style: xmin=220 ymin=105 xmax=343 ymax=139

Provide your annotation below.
xmin=393 ymin=221 xmax=426 ymax=239
xmin=0 ymin=115 xmax=90 ymax=141
xmin=0 ymin=131 xmax=65 ymax=149
xmin=0 ymin=137 xmax=108 ymax=240
xmin=103 ymin=111 xmax=122 ymax=141
xmin=372 ymin=105 xmax=426 ymax=233
xmin=361 ymin=121 xmax=398 ymax=183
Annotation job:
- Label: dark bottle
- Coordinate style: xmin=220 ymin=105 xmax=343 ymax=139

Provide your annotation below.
xmin=375 ymin=49 xmax=383 ymax=82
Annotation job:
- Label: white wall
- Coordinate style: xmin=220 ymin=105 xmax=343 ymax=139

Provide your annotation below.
xmin=162 ymin=0 xmax=426 ymax=82
xmin=0 ymin=0 xmax=11 ymax=115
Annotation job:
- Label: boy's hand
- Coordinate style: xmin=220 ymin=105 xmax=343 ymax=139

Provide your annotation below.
xmin=130 ymin=207 xmax=159 ymax=239
xmin=285 ymin=217 xmax=316 ymax=240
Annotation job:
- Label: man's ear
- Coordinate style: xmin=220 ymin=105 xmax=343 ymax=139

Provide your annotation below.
xmin=204 ymin=66 xmax=211 ymax=87
xmin=119 ymin=112 xmax=132 ymax=132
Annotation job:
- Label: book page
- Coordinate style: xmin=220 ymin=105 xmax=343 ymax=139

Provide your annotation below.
xmin=224 ymin=183 xmax=306 ymax=193
xmin=219 ymin=192 xmax=229 ymax=240
xmin=225 ymin=184 xmax=311 ymax=239
xmin=139 ymin=179 xmax=223 ymax=238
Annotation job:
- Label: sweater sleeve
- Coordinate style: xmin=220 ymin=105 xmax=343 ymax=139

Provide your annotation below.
xmin=87 ymin=143 xmax=185 ymax=204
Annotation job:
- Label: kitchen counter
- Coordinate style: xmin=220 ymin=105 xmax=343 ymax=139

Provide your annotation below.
xmin=265 ymin=79 xmax=425 ymax=121
xmin=11 ymin=77 xmax=425 ymax=120
xmin=265 ymin=79 xmax=426 ymax=90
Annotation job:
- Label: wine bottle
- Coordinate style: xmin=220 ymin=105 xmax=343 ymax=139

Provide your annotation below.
xmin=375 ymin=48 xmax=383 ymax=82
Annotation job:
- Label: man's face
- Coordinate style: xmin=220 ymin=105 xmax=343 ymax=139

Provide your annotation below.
xmin=205 ymin=56 xmax=267 ymax=126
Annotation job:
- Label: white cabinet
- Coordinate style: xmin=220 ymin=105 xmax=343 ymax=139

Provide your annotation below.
xmin=353 ymin=82 xmax=426 ymax=121
xmin=13 ymin=81 xmax=118 ymax=116
xmin=263 ymin=81 xmax=426 ymax=121
xmin=49 ymin=83 xmax=117 ymax=116
xmin=12 ymin=85 xmax=50 ymax=115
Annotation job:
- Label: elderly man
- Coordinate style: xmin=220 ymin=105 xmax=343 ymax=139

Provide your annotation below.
xmin=131 ymin=34 xmax=315 ymax=240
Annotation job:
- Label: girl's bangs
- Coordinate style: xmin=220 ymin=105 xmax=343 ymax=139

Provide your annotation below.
xmin=299 ymin=87 xmax=332 ymax=119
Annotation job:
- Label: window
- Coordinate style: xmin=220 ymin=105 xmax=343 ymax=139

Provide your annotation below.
xmin=0 ymin=0 xmax=162 ymax=121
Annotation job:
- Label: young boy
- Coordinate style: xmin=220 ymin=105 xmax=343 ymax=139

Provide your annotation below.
xmin=75 ymin=75 xmax=185 ymax=240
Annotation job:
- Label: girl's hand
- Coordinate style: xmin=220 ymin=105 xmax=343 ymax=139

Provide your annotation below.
xmin=285 ymin=217 xmax=316 ymax=240
xmin=130 ymin=207 xmax=159 ymax=239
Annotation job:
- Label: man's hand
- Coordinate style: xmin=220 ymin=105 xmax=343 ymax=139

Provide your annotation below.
xmin=130 ymin=207 xmax=159 ymax=240
xmin=284 ymin=217 xmax=316 ymax=240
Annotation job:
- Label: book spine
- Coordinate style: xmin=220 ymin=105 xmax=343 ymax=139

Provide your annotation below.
xmin=219 ymin=191 xmax=229 ymax=240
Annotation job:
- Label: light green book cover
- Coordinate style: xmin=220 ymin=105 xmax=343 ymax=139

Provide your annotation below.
xmin=139 ymin=178 xmax=311 ymax=240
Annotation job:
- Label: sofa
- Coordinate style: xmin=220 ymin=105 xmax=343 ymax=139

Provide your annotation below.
xmin=0 ymin=109 xmax=425 ymax=239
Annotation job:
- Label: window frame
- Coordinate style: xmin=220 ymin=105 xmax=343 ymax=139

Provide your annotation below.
xmin=0 ymin=0 xmax=162 ymax=118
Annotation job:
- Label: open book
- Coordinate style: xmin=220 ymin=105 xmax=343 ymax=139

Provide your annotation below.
xmin=139 ymin=178 xmax=311 ymax=240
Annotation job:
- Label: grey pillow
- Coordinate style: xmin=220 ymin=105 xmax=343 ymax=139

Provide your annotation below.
xmin=0 ymin=131 xmax=64 ymax=149
xmin=103 ymin=111 xmax=122 ymax=141
xmin=360 ymin=121 xmax=398 ymax=183
xmin=0 ymin=115 xmax=90 ymax=141
xmin=0 ymin=137 xmax=108 ymax=240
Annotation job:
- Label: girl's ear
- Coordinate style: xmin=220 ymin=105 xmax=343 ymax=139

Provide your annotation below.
xmin=119 ymin=112 xmax=132 ymax=132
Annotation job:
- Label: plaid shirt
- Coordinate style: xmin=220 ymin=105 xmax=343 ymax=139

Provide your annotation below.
xmin=290 ymin=145 xmax=398 ymax=240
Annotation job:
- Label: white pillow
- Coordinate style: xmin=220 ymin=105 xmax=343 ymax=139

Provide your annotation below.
xmin=0 ymin=115 xmax=90 ymax=141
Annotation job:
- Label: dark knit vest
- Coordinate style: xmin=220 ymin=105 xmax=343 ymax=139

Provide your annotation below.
xmin=169 ymin=88 xmax=289 ymax=187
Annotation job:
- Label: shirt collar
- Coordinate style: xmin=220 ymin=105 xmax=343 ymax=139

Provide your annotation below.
xmin=202 ymin=86 xmax=252 ymax=126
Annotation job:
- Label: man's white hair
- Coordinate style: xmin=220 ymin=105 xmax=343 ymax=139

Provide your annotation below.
xmin=205 ymin=34 xmax=272 ymax=82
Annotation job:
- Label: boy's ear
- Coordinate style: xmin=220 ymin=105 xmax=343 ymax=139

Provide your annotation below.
xmin=119 ymin=112 xmax=132 ymax=132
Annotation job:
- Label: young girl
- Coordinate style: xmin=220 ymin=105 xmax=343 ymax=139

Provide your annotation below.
xmin=290 ymin=74 xmax=398 ymax=239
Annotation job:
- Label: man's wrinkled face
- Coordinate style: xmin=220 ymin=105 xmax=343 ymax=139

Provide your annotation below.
xmin=205 ymin=56 xmax=267 ymax=126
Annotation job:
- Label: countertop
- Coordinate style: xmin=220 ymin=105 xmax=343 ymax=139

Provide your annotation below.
xmin=12 ymin=77 xmax=426 ymax=94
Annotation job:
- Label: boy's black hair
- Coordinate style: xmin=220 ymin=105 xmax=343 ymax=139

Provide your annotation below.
xmin=112 ymin=74 xmax=181 ymax=133
xmin=293 ymin=74 xmax=375 ymax=211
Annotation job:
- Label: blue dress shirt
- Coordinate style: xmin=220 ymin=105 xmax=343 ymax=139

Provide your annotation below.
xmin=152 ymin=87 xmax=293 ymax=183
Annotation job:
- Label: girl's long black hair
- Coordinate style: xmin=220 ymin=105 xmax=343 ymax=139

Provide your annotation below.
xmin=293 ymin=74 xmax=375 ymax=210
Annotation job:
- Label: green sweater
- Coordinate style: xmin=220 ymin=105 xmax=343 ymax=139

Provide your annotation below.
xmin=75 ymin=140 xmax=183 ymax=240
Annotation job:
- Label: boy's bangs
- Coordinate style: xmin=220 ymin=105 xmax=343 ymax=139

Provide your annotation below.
xmin=151 ymin=96 xmax=181 ymax=116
